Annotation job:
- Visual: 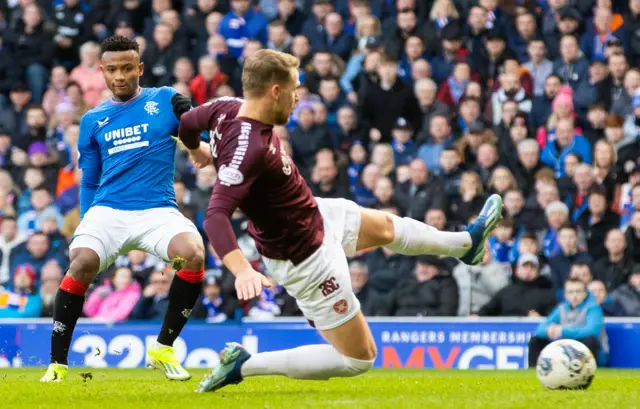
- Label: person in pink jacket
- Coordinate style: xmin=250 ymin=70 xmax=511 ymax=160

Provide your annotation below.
xmin=69 ymin=41 xmax=108 ymax=108
xmin=83 ymin=267 xmax=141 ymax=322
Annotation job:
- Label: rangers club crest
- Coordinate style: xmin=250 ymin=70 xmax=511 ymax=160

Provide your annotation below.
xmin=144 ymin=101 xmax=160 ymax=116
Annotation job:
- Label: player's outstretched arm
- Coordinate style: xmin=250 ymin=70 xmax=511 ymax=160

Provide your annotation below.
xmin=203 ymin=138 xmax=269 ymax=300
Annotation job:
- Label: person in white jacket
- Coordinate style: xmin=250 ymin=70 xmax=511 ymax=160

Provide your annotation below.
xmin=0 ymin=216 xmax=27 ymax=287
xmin=453 ymin=244 xmax=510 ymax=316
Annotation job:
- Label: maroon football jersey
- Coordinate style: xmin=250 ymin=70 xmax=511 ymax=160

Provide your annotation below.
xmin=178 ymin=97 xmax=324 ymax=264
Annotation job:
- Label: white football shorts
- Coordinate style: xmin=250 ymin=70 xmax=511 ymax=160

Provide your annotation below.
xmin=70 ymin=206 xmax=199 ymax=272
xmin=262 ymin=197 xmax=362 ymax=330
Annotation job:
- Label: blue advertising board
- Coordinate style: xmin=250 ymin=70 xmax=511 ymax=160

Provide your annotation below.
xmin=1 ymin=318 xmax=639 ymax=369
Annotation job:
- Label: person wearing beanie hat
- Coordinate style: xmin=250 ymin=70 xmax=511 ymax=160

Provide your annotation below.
xmin=537 ymin=86 xmax=582 ymax=149
xmin=0 ymin=264 xmax=42 ymax=318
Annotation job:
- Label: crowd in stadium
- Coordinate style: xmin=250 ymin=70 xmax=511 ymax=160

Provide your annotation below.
xmin=0 ymin=0 xmax=638 ymax=327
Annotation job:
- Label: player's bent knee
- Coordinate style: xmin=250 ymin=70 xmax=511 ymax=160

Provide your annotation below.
xmin=381 ymin=213 xmax=396 ymax=243
xmin=68 ymin=249 xmax=101 ymax=285
xmin=342 ymin=354 xmax=375 ymax=376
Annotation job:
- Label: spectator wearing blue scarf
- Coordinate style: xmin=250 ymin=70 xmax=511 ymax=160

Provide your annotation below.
xmin=391 ymin=117 xmax=415 ymax=166
xmin=347 ymin=142 xmax=367 ymax=194
xmin=192 ymin=273 xmax=235 ymax=322
xmin=249 ymin=276 xmax=284 ymax=319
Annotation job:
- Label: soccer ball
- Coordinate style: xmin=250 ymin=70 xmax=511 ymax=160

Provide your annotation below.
xmin=536 ymin=339 xmax=597 ymax=390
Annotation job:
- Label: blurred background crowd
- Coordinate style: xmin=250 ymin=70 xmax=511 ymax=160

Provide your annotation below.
xmin=0 ymin=0 xmax=639 ymax=326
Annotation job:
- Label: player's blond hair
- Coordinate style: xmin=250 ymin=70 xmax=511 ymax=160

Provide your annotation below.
xmin=242 ymin=49 xmax=300 ymax=98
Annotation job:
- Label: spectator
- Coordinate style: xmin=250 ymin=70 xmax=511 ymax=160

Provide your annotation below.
xmin=39 ymin=259 xmax=63 ymax=318
xmin=17 ymin=186 xmax=63 ymax=234
xmin=529 ymin=278 xmax=608 ymax=367
xmin=70 ymin=41 xmax=108 ymax=107
xmin=588 ymin=279 xmax=626 ymax=317
xmin=490 ymin=72 xmax=532 ymax=126
xmin=605 ymin=115 xmax=638 ymax=178
xmin=541 ymin=118 xmax=592 ymax=178
xmin=42 ymin=66 xmax=70 ymax=116
xmin=83 ymin=266 xmax=141 ymax=322
xmin=6 ymin=4 xmax=55 ymax=102
xmin=624 ymin=90 xmax=640 ymax=140
xmin=53 ymin=0 xmax=92 ymax=68
xmin=578 ymin=187 xmax=620 ymax=260
xmin=310 ymin=149 xmax=351 ymax=199
xmin=219 ymin=0 xmax=268 ymax=58
xmin=530 ymin=74 xmax=563 ymax=130
xmin=478 ymin=253 xmax=556 ymax=317
xmin=0 ymin=84 xmax=32 ymax=143
xmin=0 ymin=216 xmax=27 ymax=287
xmin=394 ymin=158 xmax=446 ymax=221
xmin=378 ymin=255 xmax=458 ymax=317
xmin=523 ymin=38 xmax=554 ymax=97
xmin=548 ymin=223 xmax=592 ymax=294
xmin=453 ymin=245 xmax=509 ymax=316
xmin=416 ymin=114 xmax=453 ymax=172
xmin=271 ymin=0 xmax=306 ymax=37
xmin=448 ymin=170 xmax=483 ymax=227
xmin=0 ymin=264 xmax=41 ymax=318
xmin=193 ymin=273 xmax=238 ymax=321
xmin=189 ymin=56 xmax=228 ymax=105
xmin=349 ymin=260 xmax=382 ymax=316
xmin=488 ymin=217 xmax=514 ymax=265
xmin=553 ymin=34 xmax=589 ymax=91
xmin=593 ymin=229 xmax=633 ymax=291
xmin=580 ymin=6 xmax=626 ymax=61
xmin=359 ymin=53 xmax=421 ymax=144
xmin=9 ymin=231 xmax=66 ymax=283
xmin=142 ymin=23 xmax=185 ymax=87
xmin=610 ymin=265 xmax=640 ymax=316
xmin=611 ymin=68 xmax=640 ymax=118
xmin=130 ymin=268 xmax=172 ymax=320
xmin=569 ymin=262 xmax=593 ymax=285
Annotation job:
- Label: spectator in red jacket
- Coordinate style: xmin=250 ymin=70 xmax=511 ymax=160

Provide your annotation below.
xmin=188 ymin=56 xmax=229 ymax=106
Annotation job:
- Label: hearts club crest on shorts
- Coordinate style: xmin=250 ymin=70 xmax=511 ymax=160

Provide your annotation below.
xmin=333 ymin=299 xmax=348 ymax=315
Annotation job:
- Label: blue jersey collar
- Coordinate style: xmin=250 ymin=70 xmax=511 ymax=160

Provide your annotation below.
xmin=109 ymin=87 xmax=144 ymax=105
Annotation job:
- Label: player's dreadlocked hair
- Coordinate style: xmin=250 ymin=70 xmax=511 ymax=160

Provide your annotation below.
xmin=100 ymin=35 xmax=139 ymax=56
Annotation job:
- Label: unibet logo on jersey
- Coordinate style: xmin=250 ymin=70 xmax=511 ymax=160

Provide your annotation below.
xmin=104 ymin=124 xmax=150 ymax=155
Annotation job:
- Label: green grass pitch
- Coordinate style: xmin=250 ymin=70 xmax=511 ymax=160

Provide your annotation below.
xmin=2 ymin=368 xmax=640 ymax=409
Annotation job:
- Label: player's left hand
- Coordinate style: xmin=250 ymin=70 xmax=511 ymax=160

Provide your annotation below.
xmin=171 ymin=93 xmax=192 ymax=120
xmin=189 ymin=142 xmax=213 ymax=168
xmin=235 ymin=268 xmax=273 ymax=301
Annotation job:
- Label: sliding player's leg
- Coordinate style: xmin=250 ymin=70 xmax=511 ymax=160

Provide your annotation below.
xmin=356 ymin=194 xmax=503 ymax=265
xmin=42 ymin=207 xmax=119 ymax=382
xmin=197 ymin=226 xmax=374 ymax=393
xmin=197 ymin=313 xmax=376 ymax=393
xmin=236 ymin=312 xmax=376 ymax=380
xmin=140 ymin=208 xmax=205 ymax=381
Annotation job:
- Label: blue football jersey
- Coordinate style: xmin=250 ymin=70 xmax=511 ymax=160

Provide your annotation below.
xmin=77 ymin=87 xmax=180 ymax=212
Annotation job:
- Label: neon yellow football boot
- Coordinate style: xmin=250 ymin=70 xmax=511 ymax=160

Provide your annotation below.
xmin=40 ymin=363 xmax=68 ymax=382
xmin=146 ymin=344 xmax=191 ymax=381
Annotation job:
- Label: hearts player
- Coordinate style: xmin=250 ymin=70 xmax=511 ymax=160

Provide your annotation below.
xmin=177 ymin=49 xmax=503 ymax=392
